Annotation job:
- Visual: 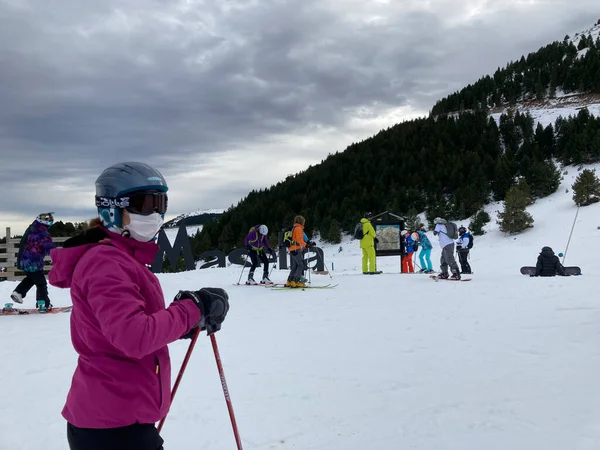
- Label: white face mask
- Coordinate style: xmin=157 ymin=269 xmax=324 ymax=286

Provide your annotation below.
xmin=125 ymin=213 xmax=164 ymax=242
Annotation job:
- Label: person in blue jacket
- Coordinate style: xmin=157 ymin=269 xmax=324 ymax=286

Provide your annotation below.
xmin=401 ymin=230 xmax=415 ymax=273
xmin=416 ymin=224 xmax=434 ymax=273
xmin=455 ymin=226 xmax=472 ymax=274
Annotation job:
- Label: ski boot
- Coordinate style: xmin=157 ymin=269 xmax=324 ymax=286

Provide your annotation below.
xmin=246 ymin=275 xmax=258 ymax=285
xmin=260 ymin=275 xmax=273 ymax=285
xmin=2 ymin=303 xmax=15 ymax=313
xmin=284 ymin=280 xmax=296 ymax=288
xmin=437 ymin=273 xmax=449 ymax=279
xmin=450 ymin=273 xmax=461 ymax=280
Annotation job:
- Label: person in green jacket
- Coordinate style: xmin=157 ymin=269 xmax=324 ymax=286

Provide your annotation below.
xmin=359 ymin=217 xmax=379 ymax=274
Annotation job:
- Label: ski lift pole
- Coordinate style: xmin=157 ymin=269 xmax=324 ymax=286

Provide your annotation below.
xmin=562 ymin=206 xmax=580 ymax=265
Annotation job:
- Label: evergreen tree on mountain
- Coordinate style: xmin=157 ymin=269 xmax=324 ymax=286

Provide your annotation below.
xmin=185 ymin=24 xmax=600 ymax=258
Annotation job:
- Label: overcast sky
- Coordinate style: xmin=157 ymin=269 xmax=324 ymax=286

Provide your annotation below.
xmin=0 ymin=0 xmax=597 ymax=235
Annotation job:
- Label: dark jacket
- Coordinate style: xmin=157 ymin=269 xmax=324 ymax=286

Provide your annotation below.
xmin=535 ymin=247 xmax=567 ymax=277
xmin=17 ymin=220 xmax=56 ymax=272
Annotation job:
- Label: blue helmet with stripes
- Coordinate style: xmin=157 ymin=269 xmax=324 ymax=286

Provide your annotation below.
xmin=95 ymin=162 xmax=168 ymax=229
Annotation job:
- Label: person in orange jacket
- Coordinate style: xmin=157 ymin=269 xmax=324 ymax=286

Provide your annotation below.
xmin=286 ymin=215 xmax=312 ymax=288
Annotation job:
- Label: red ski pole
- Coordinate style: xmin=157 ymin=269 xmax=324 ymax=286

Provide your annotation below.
xmin=211 ymin=333 xmax=244 ymax=450
xmin=157 ymin=327 xmax=201 ymax=433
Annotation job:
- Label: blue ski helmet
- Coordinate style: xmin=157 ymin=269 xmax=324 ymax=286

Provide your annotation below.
xmin=95 ymin=162 xmax=168 ymax=229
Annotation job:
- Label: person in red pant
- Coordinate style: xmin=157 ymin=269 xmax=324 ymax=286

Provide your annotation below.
xmin=401 ymin=230 xmax=415 ymax=273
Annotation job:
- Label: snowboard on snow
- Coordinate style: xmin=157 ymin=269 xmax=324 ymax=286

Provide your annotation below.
xmin=0 ymin=304 xmax=72 ymax=316
xmin=520 ymin=266 xmax=581 ymax=276
xmin=429 ymin=275 xmax=471 ymax=282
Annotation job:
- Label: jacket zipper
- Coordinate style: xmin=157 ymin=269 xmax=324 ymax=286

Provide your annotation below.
xmin=155 ymin=356 xmax=163 ymax=408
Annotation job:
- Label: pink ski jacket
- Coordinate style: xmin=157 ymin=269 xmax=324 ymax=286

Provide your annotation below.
xmin=48 ymin=228 xmax=200 ymax=429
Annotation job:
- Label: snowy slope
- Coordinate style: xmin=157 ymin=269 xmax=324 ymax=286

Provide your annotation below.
xmin=1 ymin=165 xmax=600 ymax=450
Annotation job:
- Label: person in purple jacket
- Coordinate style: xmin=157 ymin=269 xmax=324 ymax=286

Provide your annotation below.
xmin=243 ymin=224 xmax=274 ymax=284
xmin=48 ymin=162 xmax=230 ymax=450
xmin=11 ymin=212 xmax=56 ymax=312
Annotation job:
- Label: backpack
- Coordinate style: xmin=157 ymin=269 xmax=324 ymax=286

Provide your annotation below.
xmin=281 ymin=226 xmax=295 ymax=248
xmin=467 ymin=234 xmax=474 ymax=249
xmin=353 ymin=222 xmax=364 ymax=240
xmin=445 ymin=222 xmax=458 ymax=239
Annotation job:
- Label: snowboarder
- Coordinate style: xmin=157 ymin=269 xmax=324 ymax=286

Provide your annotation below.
xmin=285 ymin=215 xmax=310 ymax=287
xmin=416 ymin=225 xmax=434 ymax=273
xmin=10 ymin=213 xmax=56 ymax=312
xmin=455 ymin=226 xmax=473 ymax=274
xmin=359 ymin=215 xmax=379 ymax=274
xmin=401 ymin=230 xmax=415 ymax=273
xmin=532 ymin=246 xmax=569 ymax=277
xmin=48 ymin=162 xmax=230 ymax=450
xmin=433 ymin=217 xmax=461 ymax=280
xmin=244 ymin=224 xmax=274 ymax=285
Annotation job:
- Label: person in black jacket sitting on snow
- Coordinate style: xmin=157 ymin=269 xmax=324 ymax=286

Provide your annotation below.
xmin=533 ymin=246 xmax=568 ymax=277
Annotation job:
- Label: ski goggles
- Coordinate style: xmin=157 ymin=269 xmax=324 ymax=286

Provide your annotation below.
xmin=96 ymin=191 xmax=168 ymax=216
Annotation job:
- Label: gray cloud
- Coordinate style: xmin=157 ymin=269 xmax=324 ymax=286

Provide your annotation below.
xmin=0 ymin=0 xmax=598 ymax=234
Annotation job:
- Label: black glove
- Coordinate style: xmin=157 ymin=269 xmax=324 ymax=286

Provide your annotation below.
xmin=374 ymin=237 xmax=379 ymax=244
xmin=433 ymin=231 xmax=439 ymax=236
xmin=174 ymin=288 xmax=230 ymax=337
xmin=308 ymin=241 xmax=316 ymax=247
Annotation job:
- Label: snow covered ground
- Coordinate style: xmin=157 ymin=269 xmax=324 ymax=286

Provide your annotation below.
xmin=1 ymin=165 xmax=600 ymax=450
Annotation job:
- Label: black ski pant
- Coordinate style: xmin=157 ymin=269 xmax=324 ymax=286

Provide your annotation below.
xmin=457 ymin=249 xmax=472 ymax=274
xmin=287 ymin=250 xmax=305 ymax=282
xmin=14 ymin=270 xmax=50 ymax=306
xmin=67 ymin=422 xmax=164 ymax=450
xmin=248 ymin=248 xmax=269 ymax=279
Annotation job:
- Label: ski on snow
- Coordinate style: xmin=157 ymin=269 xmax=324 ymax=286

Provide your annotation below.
xmin=270 ymin=284 xmax=338 ymax=290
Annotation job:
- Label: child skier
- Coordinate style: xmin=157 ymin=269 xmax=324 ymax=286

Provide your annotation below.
xmin=401 ymin=230 xmax=415 ymax=273
xmin=48 ymin=162 xmax=230 ymax=450
xmin=285 ymin=215 xmax=308 ymax=287
xmin=455 ymin=226 xmax=473 ymax=274
xmin=416 ymin=226 xmax=433 ymax=273
xmin=10 ymin=213 xmax=56 ymax=312
xmin=244 ymin=224 xmax=274 ymax=285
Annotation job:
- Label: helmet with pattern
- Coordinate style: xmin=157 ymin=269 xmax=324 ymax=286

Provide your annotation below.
xmin=95 ymin=162 xmax=168 ymax=240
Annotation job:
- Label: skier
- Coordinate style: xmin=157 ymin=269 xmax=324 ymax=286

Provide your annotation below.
xmin=401 ymin=230 xmax=415 ymax=273
xmin=532 ymin=246 xmax=568 ymax=277
xmin=244 ymin=224 xmax=274 ymax=285
xmin=433 ymin=217 xmax=461 ymax=280
xmin=10 ymin=212 xmax=56 ymax=312
xmin=359 ymin=216 xmax=379 ymax=274
xmin=285 ymin=215 xmax=309 ymax=287
xmin=416 ymin=225 xmax=434 ymax=273
xmin=48 ymin=162 xmax=230 ymax=450
xmin=455 ymin=226 xmax=473 ymax=274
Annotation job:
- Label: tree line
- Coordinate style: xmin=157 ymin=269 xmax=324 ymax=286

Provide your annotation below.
xmin=192 ymin=107 xmax=600 ymax=256
xmin=431 ymin=27 xmax=600 ymax=115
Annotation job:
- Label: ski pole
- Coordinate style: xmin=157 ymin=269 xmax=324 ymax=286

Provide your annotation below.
xmin=211 ymin=334 xmax=243 ymax=450
xmin=236 ymin=254 xmax=249 ymax=285
xmin=157 ymin=327 xmax=201 ymax=433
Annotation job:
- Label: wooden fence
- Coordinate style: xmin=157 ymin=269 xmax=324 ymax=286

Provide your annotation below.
xmin=0 ymin=227 xmax=69 ymax=282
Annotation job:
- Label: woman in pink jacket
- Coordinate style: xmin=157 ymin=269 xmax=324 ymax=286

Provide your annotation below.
xmin=49 ymin=162 xmax=230 ymax=450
